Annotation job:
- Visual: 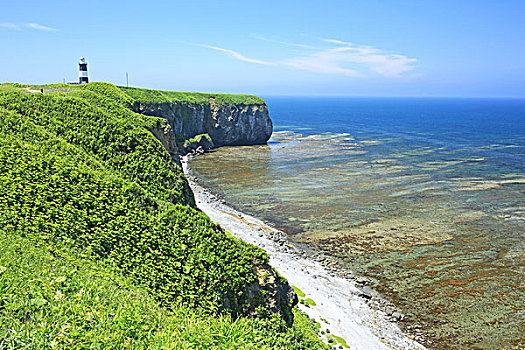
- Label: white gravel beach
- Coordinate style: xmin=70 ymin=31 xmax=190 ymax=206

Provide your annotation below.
xmin=183 ymin=155 xmax=426 ymax=350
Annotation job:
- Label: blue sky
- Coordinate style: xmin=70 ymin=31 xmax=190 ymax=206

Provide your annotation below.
xmin=1 ymin=0 xmax=524 ymax=97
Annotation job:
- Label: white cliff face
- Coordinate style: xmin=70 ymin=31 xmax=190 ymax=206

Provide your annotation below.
xmin=136 ymin=99 xmax=273 ymax=147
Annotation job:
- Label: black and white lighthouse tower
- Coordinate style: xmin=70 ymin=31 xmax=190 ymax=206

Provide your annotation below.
xmin=79 ymin=57 xmax=89 ymax=84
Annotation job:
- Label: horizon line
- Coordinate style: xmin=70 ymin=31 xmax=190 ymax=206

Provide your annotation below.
xmin=259 ymin=94 xmax=525 ymax=99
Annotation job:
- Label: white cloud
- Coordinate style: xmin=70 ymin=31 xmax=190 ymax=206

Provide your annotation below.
xmin=188 ymin=37 xmax=417 ymax=77
xmin=26 ymin=22 xmax=57 ymax=31
xmin=252 ymin=34 xmax=318 ymax=50
xmin=0 ymin=22 xmax=57 ymax=31
xmin=321 ymin=38 xmax=353 ymax=46
xmin=284 ymin=47 xmax=364 ymax=77
xmin=196 ymin=43 xmax=273 ymax=65
xmin=0 ymin=23 xmax=22 ymax=30
xmin=284 ymin=38 xmax=417 ymax=77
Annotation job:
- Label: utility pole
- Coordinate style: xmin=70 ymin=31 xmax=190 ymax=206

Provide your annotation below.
xmin=126 ymin=72 xmax=129 ymax=87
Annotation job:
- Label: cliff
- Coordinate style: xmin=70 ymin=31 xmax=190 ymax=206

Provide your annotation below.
xmin=119 ymin=87 xmax=273 ymax=149
xmin=0 ymin=83 xmax=305 ymax=343
xmin=149 ymin=118 xmax=183 ymax=164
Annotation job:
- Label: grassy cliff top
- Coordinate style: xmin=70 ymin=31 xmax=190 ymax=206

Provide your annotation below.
xmin=0 ymin=83 xmax=265 ymax=105
xmin=118 ymin=86 xmax=265 ymax=105
xmin=0 ymin=82 xmax=269 ymax=313
xmin=0 ymin=81 xmax=327 ymax=349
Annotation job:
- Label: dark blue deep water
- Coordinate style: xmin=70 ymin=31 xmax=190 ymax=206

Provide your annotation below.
xmin=267 ymin=97 xmax=525 ymax=167
xmin=191 ymin=97 xmax=525 ymax=349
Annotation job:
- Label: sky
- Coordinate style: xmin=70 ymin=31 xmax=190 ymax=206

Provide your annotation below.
xmin=1 ymin=0 xmax=524 ymax=97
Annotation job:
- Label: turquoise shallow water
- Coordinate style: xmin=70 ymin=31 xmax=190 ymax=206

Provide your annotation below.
xmin=190 ymin=98 xmax=525 ymax=349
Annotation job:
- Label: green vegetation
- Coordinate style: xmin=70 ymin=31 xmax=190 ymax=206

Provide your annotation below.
xmin=119 ymin=86 xmax=265 ymax=106
xmin=186 ymin=133 xmax=212 ymax=144
xmin=331 ymin=335 xmax=350 ymax=348
xmin=0 ymin=82 xmax=326 ymax=348
xmin=292 ymin=309 xmax=331 ymax=350
xmin=0 ymin=82 xmax=191 ymax=205
xmin=183 ymin=133 xmax=214 ymax=151
xmin=292 ymin=285 xmax=316 ymax=308
xmin=324 ymin=333 xmax=350 ymax=349
xmin=0 ymin=82 xmax=266 ymax=315
xmin=0 ymin=233 xmax=327 ymax=349
xmin=299 ymin=297 xmax=317 ymax=307
xmin=292 ymin=285 xmax=306 ymax=298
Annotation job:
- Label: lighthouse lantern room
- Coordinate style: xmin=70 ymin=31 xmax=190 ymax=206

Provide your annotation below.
xmin=79 ymin=57 xmax=89 ymax=84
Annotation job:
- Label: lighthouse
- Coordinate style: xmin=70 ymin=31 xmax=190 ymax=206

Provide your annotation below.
xmin=79 ymin=57 xmax=89 ymax=84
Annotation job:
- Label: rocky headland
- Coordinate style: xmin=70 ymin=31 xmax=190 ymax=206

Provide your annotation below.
xmin=132 ymin=83 xmax=427 ymax=348
xmin=121 ymin=86 xmax=273 ymax=154
xmin=0 ymin=82 xmax=320 ymax=349
xmin=0 ymin=82 xmax=427 ymax=348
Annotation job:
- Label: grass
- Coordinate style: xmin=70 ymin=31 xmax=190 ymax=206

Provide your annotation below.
xmin=0 ymin=81 xmax=328 ymax=348
xmin=304 ymin=298 xmax=317 ymax=307
xmin=293 ymin=286 xmax=316 ymax=308
xmin=292 ymin=285 xmax=306 ymax=298
xmin=332 ymin=335 xmax=350 ymax=348
xmin=0 ymin=233 xmax=328 ymax=349
xmin=290 ymin=308 xmax=331 ymax=350
xmin=119 ymin=86 xmax=265 ymax=106
xmin=0 ymin=82 xmax=272 ymax=317
xmin=187 ymin=133 xmax=212 ymax=143
xmin=183 ymin=133 xmax=214 ymax=150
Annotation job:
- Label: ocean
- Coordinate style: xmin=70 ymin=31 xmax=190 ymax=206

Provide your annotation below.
xmin=189 ymin=97 xmax=525 ymax=349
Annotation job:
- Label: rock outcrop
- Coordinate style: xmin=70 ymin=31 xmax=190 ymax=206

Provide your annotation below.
xmin=149 ymin=119 xmax=181 ymax=165
xmin=223 ymin=263 xmax=298 ymax=326
xmin=134 ymin=97 xmax=273 ymax=148
xmin=181 ymin=133 xmax=215 ymax=155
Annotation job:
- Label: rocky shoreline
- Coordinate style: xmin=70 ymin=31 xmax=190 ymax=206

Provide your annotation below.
xmin=183 ymin=155 xmax=426 ymax=350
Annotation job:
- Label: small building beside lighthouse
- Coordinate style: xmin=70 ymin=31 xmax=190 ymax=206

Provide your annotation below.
xmin=79 ymin=57 xmax=89 ymax=84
